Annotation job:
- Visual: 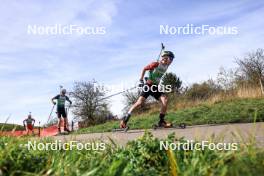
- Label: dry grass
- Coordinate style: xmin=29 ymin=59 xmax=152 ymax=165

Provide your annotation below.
xmin=237 ymin=85 xmax=263 ymax=98
xmin=143 ymin=85 xmax=264 ymax=114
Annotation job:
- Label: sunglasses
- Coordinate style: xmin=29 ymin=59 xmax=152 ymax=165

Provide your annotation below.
xmin=161 ymin=57 xmax=171 ymax=61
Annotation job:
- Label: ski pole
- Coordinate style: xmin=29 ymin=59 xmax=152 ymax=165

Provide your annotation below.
xmin=0 ymin=114 xmax=11 ymax=131
xmin=157 ymin=43 xmax=165 ymax=61
xmin=46 ymin=104 xmax=55 ymax=126
xmin=98 ymin=86 xmax=137 ymax=101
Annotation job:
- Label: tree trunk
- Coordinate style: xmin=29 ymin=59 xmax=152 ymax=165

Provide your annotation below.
xmin=259 ymin=78 xmax=264 ymax=95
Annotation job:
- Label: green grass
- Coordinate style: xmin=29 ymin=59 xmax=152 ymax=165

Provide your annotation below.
xmin=77 ymin=98 xmax=264 ymax=133
xmin=0 ymin=131 xmax=263 ymax=175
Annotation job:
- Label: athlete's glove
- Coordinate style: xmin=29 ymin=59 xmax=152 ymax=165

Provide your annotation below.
xmin=53 ymin=101 xmax=56 ymax=105
xmin=138 ymin=79 xmax=144 ymax=87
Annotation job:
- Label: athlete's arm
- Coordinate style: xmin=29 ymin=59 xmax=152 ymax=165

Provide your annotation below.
xmin=140 ymin=70 xmax=146 ymax=81
xmin=32 ymin=118 xmax=35 ymax=126
xmin=51 ymin=95 xmax=59 ymax=104
xmin=66 ymin=96 xmax=72 ymax=105
xmin=140 ymin=62 xmax=159 ymax=80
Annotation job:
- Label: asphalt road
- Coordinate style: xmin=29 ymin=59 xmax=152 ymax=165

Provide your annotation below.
xmin=53 ymin=122 xmax=264 ymax=147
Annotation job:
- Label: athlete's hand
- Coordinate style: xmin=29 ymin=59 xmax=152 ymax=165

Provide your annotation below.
xmin=138 ymin=79 xmax=144 ymax=87
xmin=53 ymin=101 xmax=56 ymax=105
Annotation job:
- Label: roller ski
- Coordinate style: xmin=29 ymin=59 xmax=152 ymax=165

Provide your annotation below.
xmin=112 ymin=126 xmax=130 ymax=132
xmin=153 ymin=121 xmax=186 ymax=130
xmin=56 ymin=127 xmax=71 ymax=136
xmin=112 ymin=114 xmax=130 ymax=132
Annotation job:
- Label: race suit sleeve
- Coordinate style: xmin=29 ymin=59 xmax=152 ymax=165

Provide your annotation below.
xmin=52 ymin=95 xmax=60 ymax=100
xmin=143 ymin=62 xmax=159 ymax=71
xmin=66 ymin=96 xmax=72 ymax=104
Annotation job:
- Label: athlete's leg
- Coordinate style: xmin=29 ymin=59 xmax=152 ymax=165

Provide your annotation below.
xmin=64 ymin=117 xmax=69 ymax=129
xmin=29 ymin=125 xmax=34 ymax=135
xmin=151 ymin=89 xmax=167 ymax=123
xmin=62 ymin=109 xmax=70 ymax=132
xmin=26 ymin=126 xmax=29 ymax=135
xmin=159 ymin=95 xmax=168 ymax=115
xmin=120 ymin=96 xmax=146 ymax=128
xmin=26 ymin=124 xmax=33 ymax=135
xmin=58 ymin=119 xmax=62 ymax=126
xmin=128 ymin=84 xmax=151 ymax=114
xmin=57 ymin=111 xmax=62 ymax=133
xmin=128 ymin=96 xmax=146 ymax=114
xmin=158 ymin=95 xmax=172 ymax=127
xmin=58 ymin=118 xmax=62 ymax=129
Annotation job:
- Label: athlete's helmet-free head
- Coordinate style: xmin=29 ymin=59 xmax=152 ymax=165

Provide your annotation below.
xmin=28 ymin=114 xmax=32 ymax=118
xmin=61 ymin=89 xmax=67 ymax=95
xmin=161 ymin=51 xmax=174 ymax=61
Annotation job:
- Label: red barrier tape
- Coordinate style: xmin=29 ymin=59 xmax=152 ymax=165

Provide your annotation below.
xmin=0 ymin=121 xmax=67 ymax=137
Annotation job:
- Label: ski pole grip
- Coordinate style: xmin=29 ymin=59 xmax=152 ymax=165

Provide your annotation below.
xmin=161 ymin=43 xmax=165 ymax=49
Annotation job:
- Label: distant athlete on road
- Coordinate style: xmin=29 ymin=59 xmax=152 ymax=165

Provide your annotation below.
xmin=52 ymin=89 xmax=72 ymax=133
xmin=120 ymin=51 xmax=175 ymax=129
xmin=23 ymin=113 xmax=35 ymax=135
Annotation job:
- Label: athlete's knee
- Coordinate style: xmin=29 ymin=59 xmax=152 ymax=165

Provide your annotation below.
xmin=135 ymin=100 xmax=143 ymax=106
xmin=164 ymin=97 xmax=168 ymax=104
xmin=161 ymin=96 xmax=168 ymax=105
xmin=136 ymin=98 xmax=144 ymax=106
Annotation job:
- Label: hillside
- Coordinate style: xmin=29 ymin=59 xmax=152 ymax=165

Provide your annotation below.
xmin=77 ymin=98 xmax=264 ymax=133
xmin=0 ymin=123 xmax=24 ymax=131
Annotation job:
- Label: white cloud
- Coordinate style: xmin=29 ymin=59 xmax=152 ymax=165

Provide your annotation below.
xmin=0 ymin=0 xmax=263 ymax=125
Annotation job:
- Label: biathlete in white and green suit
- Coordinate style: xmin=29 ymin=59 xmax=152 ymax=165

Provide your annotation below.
xmin=120 ymin=51 xmax=175 ymax=129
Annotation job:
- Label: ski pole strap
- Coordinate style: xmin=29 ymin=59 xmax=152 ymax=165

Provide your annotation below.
xmin=161 ymin=43 xmax=165 ymax=50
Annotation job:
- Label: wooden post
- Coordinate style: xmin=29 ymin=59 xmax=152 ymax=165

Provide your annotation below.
xmin=71 ymin=121 xmax=74 ymax=131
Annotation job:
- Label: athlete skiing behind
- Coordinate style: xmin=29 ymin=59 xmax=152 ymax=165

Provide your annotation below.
xmin=120 ymin=50 xmax=175 ymax=129
xmin=23 ymin=113 xmax=35 ymax=135
xmin=51 ymin=89 xmax=72 ymax=133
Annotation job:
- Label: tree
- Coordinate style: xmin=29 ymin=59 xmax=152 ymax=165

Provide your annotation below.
xmin=185 ymin=79 xmax=221 ymax=100
xmin=216 ymin=67 xmax=237 ymax=91
xmin=162 ymin=72 xmax=183 ymax=93
xmin=235 ymin=48 xmax=264 ymax=94
xmin=71 ymin=81 xmax=111 ymax=125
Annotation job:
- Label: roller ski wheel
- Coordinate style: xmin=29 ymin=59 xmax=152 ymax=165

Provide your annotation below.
xmin=112 ymin=126 xmax=129 ymax=132
xmin=179 ymin=123 xmax=186 ymax=129
xmin=153 ymin=123 xmax=186 ymax=130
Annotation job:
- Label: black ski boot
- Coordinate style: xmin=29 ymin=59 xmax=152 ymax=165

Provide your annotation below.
xmin=120 ymin=113 xmax=131 ymax=128
xmin=158 ymin=120 xmax=173 ymax=128
xmin=64 ymin=127 xmax=70 ymax=133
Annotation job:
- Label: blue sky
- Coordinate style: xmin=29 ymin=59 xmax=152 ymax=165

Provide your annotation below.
xmin=0 ymin=0 xmax=264 ymax=125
